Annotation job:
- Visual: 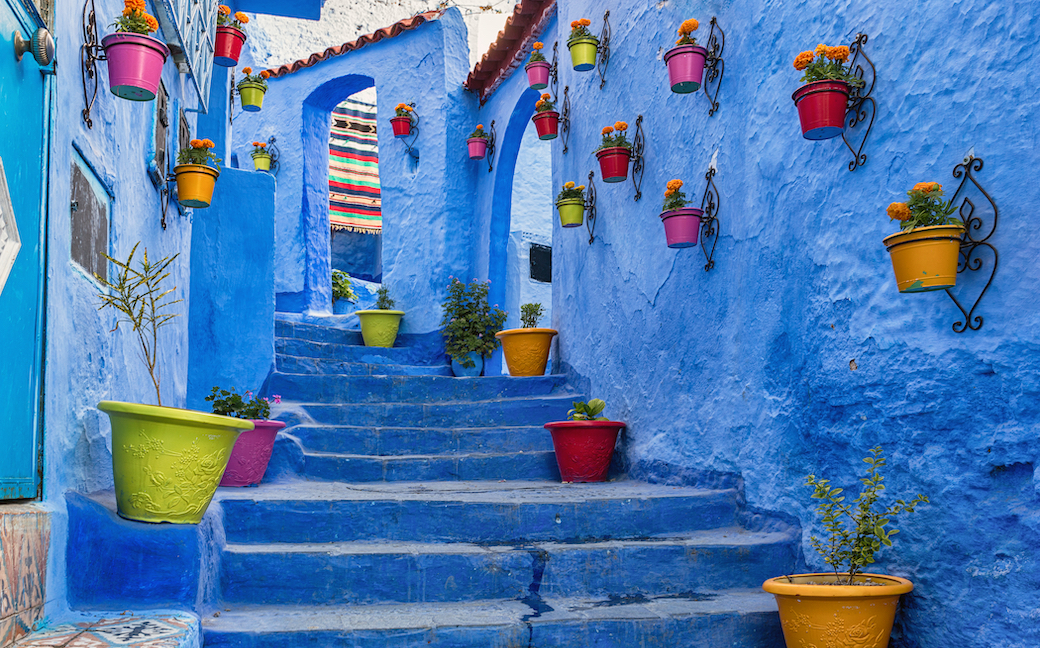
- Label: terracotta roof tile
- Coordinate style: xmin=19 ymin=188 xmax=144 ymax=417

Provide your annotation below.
xmin=465 ymin=0 xmax=556 ymax=104
xmin=265 ymin=10 xmax=444 ymax=79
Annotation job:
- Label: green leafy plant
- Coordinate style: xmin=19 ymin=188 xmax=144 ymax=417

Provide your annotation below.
xmin=250 ymin=141 xmax=270 ymax=156
xmin=520 ymin=303 xmax=543 ymax=328
xmin=468 ymin=124 xmax=489 ymax=140
xmin=805 ymin=446 xmax=929 ymax=584
xmin=886 ymin=182 xmax=962 ymax=232
xmin=529 ymin=41 xmax=546 ymax=63
xmin=555 ymin=181 xmax=585 ymax=203
xmin=792 ymin=43 xmax=865 ymax=87
xmin=568 ymin=399 xmax=608 ymax=421
xmin=394 ymin=103 xmax=415 ymax=120
xmin=535 ymin=93 xmax=556 ymax=113
xmin=177 ymin=138 xmax=222 ymax=168
xmin=375 ymin=285 xmax=395 ymax=310
xmin=441 ymin=277 xmax=507 ymax=368
xmin=95 ymin=242 xmax=181 ymax=407
xmin=662 ymin=179 xmax=689 ymax=212
xmin=332 ymin=270 xmax=358 ymax=303
xmin=206 ymin=387 xmax=280 ymax=420
xmin=596 ymin=121 xmax=632 ymax=152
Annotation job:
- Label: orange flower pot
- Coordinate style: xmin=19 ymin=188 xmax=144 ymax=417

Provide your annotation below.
xmin=174 ymin=164 xmax=220 ymax=208
xmin=495 ymin=328 xmax=557 ymax=376
xmin=883 ymin=224 xmax=964 ymax=293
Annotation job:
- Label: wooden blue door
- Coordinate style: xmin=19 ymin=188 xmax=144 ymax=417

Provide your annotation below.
xmin=0 ymin=0 xmax=49 ymax=500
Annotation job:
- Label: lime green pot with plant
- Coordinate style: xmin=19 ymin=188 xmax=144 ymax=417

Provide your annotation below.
xmin=495 ymin=302 xmax=556 ymax=376
xmin=237 ymin=66 xmax=269 ymax=112
xmin=762 ymin=446 xmax=929 ymax=648
xmin=441 ymin=277 xmax=507 ymax=377
xmin=555 ymin=181 xmax=586 ymax=228
xmin=95 ymin=243 xmax=251 ymax=524
xmin=356 ymin=284 xmax=404 ymax=347
xmin=566 ymin=18 xmax=598 ymax=71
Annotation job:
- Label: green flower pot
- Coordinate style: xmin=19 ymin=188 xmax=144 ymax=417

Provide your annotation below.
xmin=356 ymin=309 xmax=405 ymax=347
xmin=556 ymin=197 xmax=585 ymax=228
xmin=98 ymin=401 xmax=253 ymax=524
xmin=251 ymin=151 xmax=272 ymax=171
xmin=567 ymin=37 xmax=599 ymax=71
xmin=238 ymin=81 xmax=267 ymax=112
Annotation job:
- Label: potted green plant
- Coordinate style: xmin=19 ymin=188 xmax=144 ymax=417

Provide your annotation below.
xmin=332 ymin=269 xmax=358 ymax=314
xmin=555 ymin=181 xmax=586 ymax=228
xmin=391 ymin=103 xmax=415 ymax=137
xmin=595 ymin=121 xmax=633 ymax=183
xmin=566 ymin=18 xmax=598 ymax=71
xmin=531 ymin=93 xmax=559 ymax=141
xmin=525 ymin=41 xmax=550 ymax=89
xmin=543 ymin=399 xmax=625 ymax=482
xmin=101 ymin=0 xmax=169 ymax=101
xmin=467 ymin=124 xmax=490 ymax=160
xmin=207 ymin=387 xmax=285 ymax=487
xmin=238 ymin=67 xmax=270 ymax=112
xmin=356 ymin=284 xmax=404 ymax=347
xmin=95 ymin=243 xmax=251 ymax=524
xmin=884 ymin=181 xmax=964 ymax=293
xmin=660 ymin=179 xmax=703 ymax=248
xmin=441 ymin=277 xmax=507 ymax=377
xmin=791 ymin=43 xmax=864 ymax=140
xmin=250 ymin=141 xmax=272 ymax=171
xmin=763 ymin=446 xmax=929 ymax=648
xmin=175 ymin=138 xmax=221 ymax=208
xmin=214 ymin=5 xmax=249 ymax=67
xmin=495 ymin=303 xmax=557 ymax=377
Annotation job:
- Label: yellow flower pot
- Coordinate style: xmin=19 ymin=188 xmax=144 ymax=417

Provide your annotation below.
xmin=495 ymin=328 xmax=557 ymax=376
xmin=567 ymin=37 xmax=599 ymax=71
xmin=174 ymin=164 xmax=220 ymax=208
xmin=882 ymin=224 xmax=964 ymax=293
xmin=238 ymin=81 xmax=267 ymax=112
xmin=356 ymin=309 xmax=404 ymax=347
xmin=763 ymin=573 xmax=913 ymax=648
xmin=252 ymin=151 xmax=272 ymax=171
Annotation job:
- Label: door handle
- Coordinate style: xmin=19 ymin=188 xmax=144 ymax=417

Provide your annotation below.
xmin=13 ymin=28 xmax=55 ymax=67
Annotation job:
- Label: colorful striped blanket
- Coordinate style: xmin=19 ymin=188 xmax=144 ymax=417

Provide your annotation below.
xmin=329 ymin=99 xmax=381 ymax=234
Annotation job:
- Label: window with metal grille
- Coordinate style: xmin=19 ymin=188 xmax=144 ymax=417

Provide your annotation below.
xmin=529 ymin=243 xmax=551 ymax=283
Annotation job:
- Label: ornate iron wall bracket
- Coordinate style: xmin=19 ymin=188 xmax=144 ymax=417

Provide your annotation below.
xmin=943 ymin=155 xmax=998 ymax=332
xmin=264 ymin=136 xmax=281 ymax=176
xmin=699 ymin=166 xmax=721 ymax=271
xmin=159 ymin=173 xmax=178 ymax=230
xmin=630 ymin=115 xmax=646 ymax=201
xmin=596 ymin=11 xmax=610 ymax=89
xmin=584 ymin=170 xmax=598 ymax=245
xmin=549 ymin=41 xmax=559 ymax=100
xmin=400 ymin=102 xmax=420 ymax=163
xmin=840 ymin=33 xmax=876 ymax=172
xmin=81 ymin=0 xmax=107 ymax=128
xmin=485 ymin=120 xmax=497 ymax=173
xmin=701 ymin=17 xmax=725 ymax=116
xmin=560 ymin=86 xmax=571 ymax=155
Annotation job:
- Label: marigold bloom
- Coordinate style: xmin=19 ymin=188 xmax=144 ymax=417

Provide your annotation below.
xmin=814 ymin=43 xmax=829 ymax=57
xmin=570 ymin=20 xmax=578 ymax=29
xmin=828 ymin=45 xmax=850 ymax=62
xmin=535 ymin=100 xmax=546 ymax=110
xmin=144 ymin=13 xmax=158 ymax=31
xmin=577 ymin=185 xmax=585 ymax=190
xmin=404 ymin=104 xmax=412 ymax=111
xmin=124 ymin=0 xmax=145 ymax=10
xmin=793 ymin=51 xmax=814 ymax=71
xmin=665 ymin=188 xmax=675 ymax=197
xmin=887 ymin=202 xmax=911 ymax=221
xmin=257 ymin=142 xmax=266 ymax=148
xmin=667 ymin=179 xmax=683 ymax=190
xmin=541 ymin=93 xmax=550 ymax=100
xmin=614 ymin=121 xmax=628 ymax=131
xmin=564 ymin=181 xmax=575 ymax=189
xmin=913 ymin=181 xmax=941 ymax=193
xmin=252 ymin=141 xmax=260 ymax=146
xmin=218 ymin=4 xmax=230 ymax=15
xmin=234 ymin=12 xmax=249 ymax=23
xmin=477 ymin=124 xmax=484 ymax=130
xmin=202 ymin=139 xmax=215 ymax=148
xmin=242 ymin=67 xmax=252 ymax=75
xmin=533 ymin=42 xmax=543 ymax=50
xmin=260 ymin=70 xmax=270 ymax=79
xmin=579 ymin=18 xmax=590 ymax=26
xmin=679 ymin=18 xmax=699 ymax=34
xmin=601 ymin=126 xmax=613 ymax=135
xmin=190 ymin=139 xmax=202 ymax=148
xmin=122 ymin=7 xmax=133 ymax=17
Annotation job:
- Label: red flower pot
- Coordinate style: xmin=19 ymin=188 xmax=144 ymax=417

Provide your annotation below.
xmin=544 ymin=420 xmax=625 ymax=483
xmin=214 ymin=26 xmax=246 ymax=67
xmin=792 ymin=80 xmax=850 ymax=140
xmin=525 ymin=61 xmax=550 ymax=90
xmin=390 ymin=116 xmax=413 ymax=138
xmin=532 ymin=111 xmax=559 ymax=140
xmin=595 ymin=147 xmax=632 ymax=183
xmin=219 ymin=420 xmax=286 ymax=487
xmin=660 ymin=208 xmax=703 ymax=248
xmin=467 ymin=137 xmax=488 ymax=159
xmin=663 ymin=44 xmax=708 ymax=94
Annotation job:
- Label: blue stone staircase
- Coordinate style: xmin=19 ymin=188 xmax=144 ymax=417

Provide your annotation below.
xmin=202 ymin=319 xmax=794 ymax=647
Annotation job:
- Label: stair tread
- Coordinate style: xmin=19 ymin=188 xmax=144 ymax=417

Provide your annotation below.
xmin=274 ymin=393 xmax=578 ymax=407
xmin=301 ymin=449 xmax=554 ymax=459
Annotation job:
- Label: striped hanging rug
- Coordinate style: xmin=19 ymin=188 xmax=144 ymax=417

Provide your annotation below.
xmin=329 ymin=98 xmax=381 ymax=234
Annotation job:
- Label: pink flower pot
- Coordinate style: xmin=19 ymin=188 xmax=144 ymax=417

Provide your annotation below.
xmin=660 ymin=208 xmax=703 ymax=248
xmin=544 ymin=420 xmax=625 ymax=483
xmin=101 ymin=33 xmax=170 ymax=101
xmin=792 ymin=80 xmax=851 ymax=140
xmin=467 ymin=137 xmax=488 ymax=159
xmin=219 ymin=419 xmax=286 ymax=487
xmin=390 ymin=116 xmax=413 ymax=137
xmin=664 ymin=44 xmax=708 ymax=94
xmin=532 ymin=111 xmax=559 ymax=140
xmin=214 ymin=26 xmax=246 ymax=67
xmin=595 ymin=147 xmax=632 ymax=183
xmin=525 ymin=61 xmax=551 ymax=90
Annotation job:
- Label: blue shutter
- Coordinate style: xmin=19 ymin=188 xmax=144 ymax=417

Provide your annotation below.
xmin=154 ymin=0 xmax=217 ymax=112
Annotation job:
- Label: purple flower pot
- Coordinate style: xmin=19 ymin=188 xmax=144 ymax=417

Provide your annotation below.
xmin=219 ymin=419 xmax=286 ymax=487
xmin=660 ymin=208 xmax=703 ymax=248
xmin=525 ymin=61 xmax=551 ymax=90
xmin=101 ymin=32 xmax=170 ymax=101
xmin=664 ymin=44 xmax=708 ymax=94
xmin=467 ymin=137 xmax=488 ymax=160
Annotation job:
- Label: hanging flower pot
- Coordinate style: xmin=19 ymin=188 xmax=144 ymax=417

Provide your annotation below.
xmin=531 ymin=93 xmax=559 ymax=140
xmin=236 ymin=68 xmax=269 ymax=112
xmin=566 ymin=18 xmax=598 ymax=71
xmin=883 ymin=181 xmax=965 ymax=293
xmin=554 ymin=181 xmax=586 ymax=228
xmin=525 ymin=41 xmax=550 ymax=89
xmin=790 ymin=44 xmax=863 ymax=140
xmin=390 ymin=116 xmax=413 ymax=137
xmin=214 ymin=26 xmax=246 ymax=66
xmin=101 ymin=33 xmax=169 ymax=101
xmin=467 ymin=124 xmax=490 ymax=159
xmin=544 ymin=399 xmax=623 ymax=483
xmin=664 ymin=19 xmax=707 ymax=93
xmin=661 ymin=208 xmax=703 ymax=248
xmin=251 ymin=151 xmax=272 ymax=172
xmin=596 ymin=147 xmax=631 ymax=183
xmin=174 ymin=138 xmax=221 ymax=207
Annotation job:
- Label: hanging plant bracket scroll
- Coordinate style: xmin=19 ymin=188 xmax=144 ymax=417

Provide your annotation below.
xmin=701 ymin=17 xmax=725 ymax=116
xmin=840 ymin=33 xmax=876 ymax=172
xmin=943 ymin=154 xmax=998 ymax=332
xmin=699 ymin=165 xmax=721 ymax=271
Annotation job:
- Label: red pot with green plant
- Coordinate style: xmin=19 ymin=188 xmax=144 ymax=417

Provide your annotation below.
xmin=544 ymin=399 xmax=624 ymax=483
xmin=207 ymin=388 xmax=285 ymax=487
xmin=526 ymin=41 xmax=550 ymax=89
xmin=467 ymin=124 xmax=490 ymax=159
xmin=595 ymin=121 xmax=633 ymax=183
xmin=441 ymin=278 xmax=507 ymax=377
xmin=214 ymin=6 xmax=249 ymax=67
xmin=664 ymin=18 xmax=708 ymax=93
xmin=883 ymin=181 xmax=965 ymax=293
xmin=660 ymin=178 xmax=702 ymax=248
xmin=791 ymin=43 xmax=863 ymax=140
xmin=531 ymin=93 xmax=559 ymax=140
xmin=391 ymin=103 xmax=415 ymax=137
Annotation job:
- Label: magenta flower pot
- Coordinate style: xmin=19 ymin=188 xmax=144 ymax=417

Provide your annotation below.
xmin=467 ymin=137 xmax=488 ymax=160
xmin=101 ymin=33 xmax=170 ymax=101
xmin=792 ymin=80 xmax=851 ymax=140
xmin=525 ymin=61 xmax=551 ymax=90
xmin=664 ymin=44 xmax=708 ymax=93
xmin=660 ymin=208 xmax=703 ymax=248
xmin=218 ymin=419 xmax=286 ymax=487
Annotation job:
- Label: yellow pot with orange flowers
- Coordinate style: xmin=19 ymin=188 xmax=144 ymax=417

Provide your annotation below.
xmin=175 ymin=139 xmax=221 ymax=208
xmin=883 ymin=182 xmax=965 ymax=293
xmin=594 ymin=122 xmax=633 ymax=183
xmin=250 ymin=141 xmax=272 ymax=172
xmin=531 ymin=93 xmax=559 ymax=140
xmin=566 ymin=18 xmax=598 ymax=71
xmin=791 ymin=43 xmax=864 ymax=140
xmin=102 ymin=0 xmax=169 ymax=101
xmin=237 ymin=67 xmax=270 ymax=112
xmin=214 ymin=5 xmax=249 ymax=67
xmin=664 ymin=19 xmax=708 ymax=93
xmin=525 ymin=41 xmax=550 ymax=89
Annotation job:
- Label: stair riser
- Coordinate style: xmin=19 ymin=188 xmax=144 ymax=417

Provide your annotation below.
xmin=220 ymin=541 xmax=797 ymax=605
xmin=301 ymin=451 xmax=561 ymax=482
xmin=277 ymin=355 xmax=451 ymax=376
xmin=220 ymin=493 xmax=739 ymax=544
xmin=291 ymin=426 xmax=553 ymax=455
xmin=297 ymin=399 xmax=575 ymax=427
xmin=268 ymin=373 xmax=569 ymax=404
xmin=276 ymin=338 xmax=443 ymax=366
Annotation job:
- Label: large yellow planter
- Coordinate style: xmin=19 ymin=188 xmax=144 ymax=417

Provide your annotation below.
xmin=762 ymin=573 xmax=913 ymax=648
xmin=356 ymin=309 xmax=404 ymax=347
xmin=495 ymin=328 xmax=557 ymax=376
xmin=98 ymin=401 xmax=253 ymax=524
xmin=174 ymin=164 xmax=219 ymax=208
xmin=883 ymin=224 xmax=964 ymax=293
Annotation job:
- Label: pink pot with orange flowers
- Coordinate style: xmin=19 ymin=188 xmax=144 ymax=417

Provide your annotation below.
xmin=664 ymin=18 xmax=707 ymax=94
xmin=526 ymin=41 xmax=550 ymax=89
xmin=102 ymin=1 xmax=168 ymax=101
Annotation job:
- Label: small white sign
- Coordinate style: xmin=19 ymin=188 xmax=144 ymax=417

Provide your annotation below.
xmin=0 ymin=156 xmax=21 ymax=296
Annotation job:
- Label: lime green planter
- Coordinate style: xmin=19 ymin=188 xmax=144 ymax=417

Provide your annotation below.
xmin=356 ymin=309 xmax=405 ymax=347
xmin=567 ymin=37 xmax=599 ymax=71
xmin=98 ymin=401 xmax=253 ymax=524
xmin=251 ymin=151 xmax=272 ymax=171
xmin=556 ymin=198 xmax=585 ymax=228
xmin=238 ymin=81 xmax=267 ymax=112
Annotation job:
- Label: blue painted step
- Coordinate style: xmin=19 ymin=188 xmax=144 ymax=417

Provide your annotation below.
xmin=202 ymin=592 xmax=785 ymax=648
xmin=276 ymin=337 xmax=446 ymax=367
xmin=267 ymin=373 xmax=571 ymax=404
xmin=216 ymin=481 xmax=739 ymax=545
xmin=219 ymin=528 xmax=797 ymax=606
xmin=276 ymin=354 xmax=452 ymax=376
xmin=288 ymin=424 xmax=553 ymax=455
xmin=299 ymin=448 xmax=561 ymax=482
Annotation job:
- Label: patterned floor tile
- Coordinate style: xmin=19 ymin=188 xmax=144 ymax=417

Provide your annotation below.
xmin=15 ymin=613 xmax=198 ymax=648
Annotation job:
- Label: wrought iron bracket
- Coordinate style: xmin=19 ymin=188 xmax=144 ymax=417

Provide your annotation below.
xmin=701 ymin=17 xmax=725 ymax=116
xmin=399 ymin=102 xmax=420 ymax=163
xmin=229 ymin=69 xmax=237 ymax=125
xmin=699 ymin=165 xmax=721 ymax=271
xmin=584 ymin=170 xmax=598 ymax=245
xmin=596 ymin=11 xmax=611 ymax=89
xmin=485 ymin=120 xmax=497 ymax=173
xmin=841 ymin=33 xmax=876 ymax=172
xmin=943 ymin=155 xmax=998 ymax=332
xmin=549 ymin=41 xmax=559 ymax=101
xmin=630 ymin=115 xmax=646 ymax=201
xmin=159 ymin=172 xmax=177 ymax=230
xmin=560 ymin=86 xmax=571 ymax=155
xmin=264 ymin=135 xmax=281 ymax=176
xmin=81 ymin=0 xmax=107 ymax=129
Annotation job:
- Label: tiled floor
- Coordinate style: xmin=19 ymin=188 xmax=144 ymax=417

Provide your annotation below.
xmin=0 ymin=505 xmax=49 ymax=648
xmin=14 ymin=613 xmax=199 ymax=648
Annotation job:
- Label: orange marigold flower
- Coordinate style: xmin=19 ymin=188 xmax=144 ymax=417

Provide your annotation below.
xmin=793 ymin=51 xmax=814 ymax=70
xmin=601 ymin=126 xmax=614 ymax=135
xmin=242 ymin=67 xmax=252 ymax=75
xmin=202 ymin=138 xmax=215 ymax=148
xmin=541 ymin=93 xmax=550 ymax=100
xmin=477 ymin=124 xmax=484 ymax=130
xmin=913 ymin=181 xmax=941 ymax=193
xmin=614 ymin=121 xmax=628 ymax=131
xmin=122 ymin=7 xmax=133 ymax=17
xmin=564 ymin=181 xmax=575 ymax=189
xmin=258 ymin=142 xmax=266 ymax=148
xmin=260 ymin=70 xmax=270 ymax=79
xmin=570 ymin=20 xmax=578 ymax=29
xmin=814 ymin=43 xmax=829 ymax=57
xmin=535 ymin=101 xmax=545 ymax=110
xmin=252 ymin=141 xmax=260 ymax=146
xmin=144 ymin=13 xmax=158 ymax=31
xmin=828 ymin=45 xmax=850 ymax=62
xmin=579 ymin=18 xmax=590 ymax=26
xmin=887 ymin=202 xmax=911 ymax=221
xmin=404 ymin=105 xmax=412 ymax=111
xmin=234 ymin=11 xmax=249 ymax=23
xmin=679 ymin=18 xmax=699 ymax=34
xmin=665 ymin=188 xmax=675 ymax=197
xmin=190 ymin=139 xmax=202 ymax=148
xmin=218 ymin=4 xmax=230 ymax=15
xmin=124 ymin=0 xmax=145 ymax=10
xmin=533 ymin=42 xmax=543 ymax=50
xmin=667 ymin=179 xmax=683 ymax=190
xmin=577 ymin=185 xmax=585 ymax=190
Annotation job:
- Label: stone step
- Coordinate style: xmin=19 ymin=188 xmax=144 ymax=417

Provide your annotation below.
xmin=219 ymin=528 xmax=798 ymax=606
xmin=276 ymin=354 xmax=452 ymax=376
xmin=267 ymin=373 xmax=572 ymax=404
xmin=275 ymin=337 xmax=444 ymax=367
xmin=299 ymin=449 xmax=561 ymax=482
xmin=289 ymin=424 xmax=553 ymax=455
xmin=215 ymin=481 xmax=739 ymax=545
xmin=201 ymin=591 xmax=784 ymax=648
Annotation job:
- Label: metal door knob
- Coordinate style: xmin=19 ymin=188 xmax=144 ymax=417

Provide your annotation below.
xmin=13 ymin=28 xmax=55 ymax=67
